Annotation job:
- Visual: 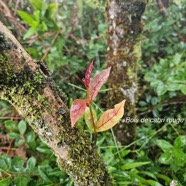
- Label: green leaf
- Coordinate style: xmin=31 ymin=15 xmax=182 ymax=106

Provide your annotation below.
xmin=0 ymin=178 xmax=11 ymax=186
xmin=156 ymin=139 xmax=173 ymax=152
xmin=152 ymin=109 xmax=159 ymax=117
xmin=23 ymin=27 xmax=38 ymax=40
xmin=173 ymin=148 xmax=185 ymax=166
xmin=174 ymin=135 xmax=186 ymax=148
xmin=15 ymin=139 xmax=25 ymax=147
xmin=17 ymin=11 xmax=38 ymax=27
xmin=0 ymin=158 xmax=7 ymax=169
xmin=121 ymin=161 xmax=150 ymax=170
xmin=83 ymin=0 xmax=100 ymax=9
xmin=172 ymin=53 xmax=182 ymax=66
xmin=0 ymin=155 xmax=12 ymax=170
xmin=159 ymin=151 xmax=172 ymax=164
xmin=146 ymin=180 xmax=163 ymax=186
xmin=144 ymin=72 xmax=156 ymax=82
xmin=117 ymin=181 xmax=132 ymax=185
xmin=26 ymin=131 xmax=36 ymax=150
xmin=12 ymin=157 xmax=24 ymax=172
xmin=18 ymin=120 xmax=27 ymax=134
xmin=40 ymin=21 xmax=48 ymax=31
xmin=139 ymin=101 xmax=148 ymax=106
xmin=36 ymin=147 xmax=51 ymax=154
xmin=7 ymin=132 xmax=20 ymax=139
xmin=120 ymin=150 xmax=131 ymax=158
xmin=174 ymin=0 xmax=185 ymax=6
xmin=14 ymin=176 xmax=30 ymax=186
xmin=33 ymin=10 xmax=40 ymax=22
xmin=29 ymin=0 xmax=42 ymax=10
xmin=181 ymin=85 xmax=186 ymax=95
xmin=38 ymin=166 xmax=52 ymax=183
xmin=156 ymin=82 xmax=167 ymax=96
xmin=4 ymin=120 xmax=16 ymax=130
xmin=26 ymin=157 xmax=36 ymax=172
xmin=146 ymin=95 xmax=151 ymax=103
xmin=151 ymin=97 xmax=158 ymax=105
xmin=108 ymin=166 xmax=117 ymax=172
xmin=139 ymin=171 xmax=157 ymax=180
xmin=133 ymin=174 xmax=150 ymax=184
xmin=157 ymin=174 xmax=172 ymax=184
xmin=167 ymin=83 xmax=181 ymax=91
xmin=48 ymin=168 xmax=67 ymax=177
xmin=84 ymin=107 xmax=97 ymax=131
xmin=45 ymin=3 xmax=58 ymax=19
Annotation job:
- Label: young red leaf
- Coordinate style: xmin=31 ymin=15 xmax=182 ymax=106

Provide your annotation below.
xmin=82 ymin=60 xmax=94 ymax=88
xmin=70 ymin=99 xmax=87 ymax=127
xmin=89 ymin=66 xmax=111 ymax=101
xmin=95 ymin=100 xmax=126 ymax=132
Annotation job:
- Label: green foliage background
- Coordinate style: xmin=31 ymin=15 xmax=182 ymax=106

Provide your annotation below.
xmin=0 ymin=0 xmax=186 ymax=185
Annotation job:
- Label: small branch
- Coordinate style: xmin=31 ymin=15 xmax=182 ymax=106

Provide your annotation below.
xmin=156 ymin=0 xmax=167 ymax=18
xmin=0 ymin=21 xmax=113 ymax=185
xmin=40 ymin=32 xmax=60 ymax=62
xmin=0 ymin=0 xmax=26 ymax=36
xmin=138 ymin=100 xmax=186 ymax=116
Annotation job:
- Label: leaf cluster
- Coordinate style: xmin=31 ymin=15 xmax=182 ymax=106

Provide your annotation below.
xmin=70 ymin=62 xmax=125 ymax=132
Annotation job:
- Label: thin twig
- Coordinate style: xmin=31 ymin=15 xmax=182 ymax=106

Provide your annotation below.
xmin=156 ymin=0 xmax=167 ymax=17
xmin=40 ymin=32 xmax=60 ymax=62
xmin=138 ymin=100 xmax=185 ymax=116
xmin=0 ymin=0 xmax=26 ymax=35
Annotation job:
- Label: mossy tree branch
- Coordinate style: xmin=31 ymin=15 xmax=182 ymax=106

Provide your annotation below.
xmin=106 ymin=0 xmax=147 ymax=145
xmin=0 ymin=21 xmax=113 ymax=186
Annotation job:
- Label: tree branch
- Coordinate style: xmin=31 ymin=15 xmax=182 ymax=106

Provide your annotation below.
xmin=0 ymin=21 xmax=113 ymax=186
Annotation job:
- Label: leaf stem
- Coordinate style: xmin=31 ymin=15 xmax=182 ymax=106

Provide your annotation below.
xmin=85 ymin=87 xmax=97 ymax=144
xmin=88 ymin=104 xmax=96 ymax=131
xmin=88 ymin=103 xmax=97 ymax=144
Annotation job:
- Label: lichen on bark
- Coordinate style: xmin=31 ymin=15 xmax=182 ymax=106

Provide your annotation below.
xmin=106 ymin=0 xmax=147 ymax=145
xmin=0 ymin=21 xmax=113 ymax=186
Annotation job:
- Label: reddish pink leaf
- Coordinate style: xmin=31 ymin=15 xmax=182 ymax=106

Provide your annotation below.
xmin=95 ymin=100 xmax=126 ymax=132
xmin=89 ymin=67 xmax=111 ymax=101
xmin=70 ymin=99 xmax=87 ymax=127
xmin=82 ymin=60 xmax=94 ymax=88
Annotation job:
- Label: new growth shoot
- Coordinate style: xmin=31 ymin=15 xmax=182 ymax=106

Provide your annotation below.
xmin=70 ymin=61 xmax=125 ymax=133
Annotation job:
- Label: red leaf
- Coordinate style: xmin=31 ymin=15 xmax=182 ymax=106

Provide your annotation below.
xmin=82 ymin=60 xmax=94 ymax=88
xmin=70 ymin=99 xmax=87 ymax=127
xmin=89 ymin=67 xmax=111 ymax=101
xmin=95 ymin=100 xmax=125 ymax=132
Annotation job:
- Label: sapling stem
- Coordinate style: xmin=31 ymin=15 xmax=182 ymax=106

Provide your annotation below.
xmin=88 ymin=104 xmax=98 ymax=144
xmin=88 ymin=104 xmax=96 ymax=132
xmin=86 ymin=86 xmax=98 ymax=144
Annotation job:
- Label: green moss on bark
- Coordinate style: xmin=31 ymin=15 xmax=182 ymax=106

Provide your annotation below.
xmin=0 ymin=26 xmax=114 ymax=185
xmin=106 ymin=0 xmax=147 ymax=145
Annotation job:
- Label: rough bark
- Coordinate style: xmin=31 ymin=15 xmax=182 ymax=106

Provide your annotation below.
xmin=106 ymin=0 xmax=147 ymax=145
xmin=0 ymin=21 xmax=113 ymax=186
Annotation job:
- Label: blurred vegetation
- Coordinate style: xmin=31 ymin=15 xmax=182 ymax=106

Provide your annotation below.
xmin=0 ymin=0 xmax=186 ymax=185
